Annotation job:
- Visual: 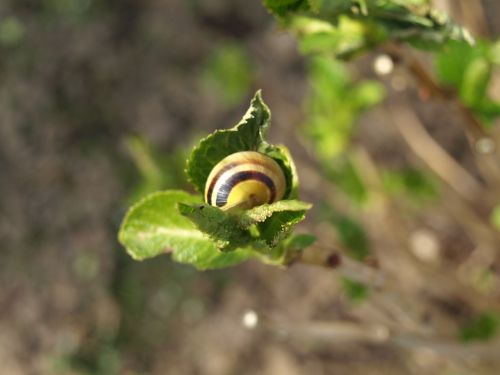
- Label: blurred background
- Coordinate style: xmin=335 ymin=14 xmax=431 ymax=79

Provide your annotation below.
xmin=1 ymin=0 xmax=500 ymax=374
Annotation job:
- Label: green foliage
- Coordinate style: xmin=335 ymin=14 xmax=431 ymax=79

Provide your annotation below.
xmin=119 ymin=92 xmax=312 ymax=269
xmin=382 ymin=167 xmax=439 ymax=203
xmin=264 ymin=0 xmax=473 ymax=57
xmin=333 ymin=215 xmax=370 ymax=261
xmin=42 ymin=0 xmax=99 ymax=23
xmin=291 ymin=15 xmax=369 ymax=57
xmin=0 ymin=17 xmax=24 ymax=47
xmin=305 ymin=56 xmax=384 ymax=160
xmin=304 ymin=56 xmax=383 ymax=205
xmin=435 ymin=40 xmax=500 ymax=127
xmin=491 ymin=205 xmax=500 ymax=231
xmin=341 ymin=277 xmax=369 ymax=302
xmin=202 ymin=43 xmax=253 ymax=106
xmin=326 ymin=156 xmax=369 ymax=205
xmin=255 ymin=232 xmax=317 ymax=266
xmin=319 ymin=204 xmax=371 ymax=261
xmin=179 ymin=200 xmax=311 ymax=252
xmin=248 ymin=200 xmax=312 ymax=248
xmin=186 ymin=91 xmax=270 ymax=193
xmin=435 ymin=41 xmax=488 ymax=89
xmin=460 ymin=312 xmax=499 ymax=342
xmin=284 ymin=232 xmax=317 ymax=249
xmin=177 ymin=203 xmax=254 ymax=252
xmin=263 ymin=0 xmax=313 ymax=17
xmin=119 ymin=190 xmax=254 ymax=269
xmin=186 ymin=91 xmax=298 ymax=199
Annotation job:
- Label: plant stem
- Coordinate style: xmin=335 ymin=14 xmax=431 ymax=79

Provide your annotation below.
xmin=295 ymin=245 xmax=385 ymax=287
xmin=386 ymin=100 xmax=483 ymax=202
xmin=256 ymin=315 xmax=500 ymax=360
xmin=383 ymin=42 xmax=487 ymax=140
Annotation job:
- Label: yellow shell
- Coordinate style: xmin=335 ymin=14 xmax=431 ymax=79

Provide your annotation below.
xmin=204 ymin=151 xmax=286 ymax=210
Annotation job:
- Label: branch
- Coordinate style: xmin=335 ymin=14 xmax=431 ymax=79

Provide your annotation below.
xmin=245 ymin=313 xmax=500 ymax=361
xmin=386 ymin=101 xmax=483 ymax=202
xmin=294 ymin=245 xmax=385 ymax=287
xmin=383 ymin=43 xmax=487 ymax=140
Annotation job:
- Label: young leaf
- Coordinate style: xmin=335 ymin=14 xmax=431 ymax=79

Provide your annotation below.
xmin=304 ymin=56 xmax=384 ymax=162
xmin=294 ymin=16 xmax=367 ymax=57
xmin=186 ymin=91 xmax=270 ymax=194
xmin=258 ymin=232 xmax=317 ymax=265
xmin=177 ymin=203 xmax=253 ymax=252
xmin=118 ymin=190 xmax=253 ymax=269
xmin=242 ymin=199 xmax=312 ymax=224
xmin=244 ymin=200 xmax=312 ymax=247
xmin=179 ymin=199 xmax=312 ymax=252
xmin=256 ymin=209 xmax=309 ymax=248
xmin=186 ymin=90 xmax=300 ymax=200
xmin=435 ymin=40 xmax=488 ymax=90
xmin=265 ymin=0 xmax=473 ymax=56
xmin=120 ymin=90 xmax=310 ymax=270
xmin=435 ymin=40 xmax=500 ymax=126
xmin=259 ymin=144 xmax=300 ymax=199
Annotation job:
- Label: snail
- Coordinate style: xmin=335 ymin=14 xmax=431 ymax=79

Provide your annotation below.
xmin=204 ymin=151 xmax=286 ymax=210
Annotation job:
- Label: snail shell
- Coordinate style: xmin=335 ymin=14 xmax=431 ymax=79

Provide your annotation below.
xmin=204 ymin=151 xmax=286 ymax=210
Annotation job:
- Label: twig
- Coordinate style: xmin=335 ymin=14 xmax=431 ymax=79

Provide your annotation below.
xmin=295 ymin=244 xmax=436 ymax=331
xmin=295 ymin=245 xmax=386 ymax=287
xmin=387 ymin=101 xmax=483 ymax=202
xmin=383 ymin=43 xmax=488 ymax=140
xmin=252 ymin=314 xmax=500 ymax=360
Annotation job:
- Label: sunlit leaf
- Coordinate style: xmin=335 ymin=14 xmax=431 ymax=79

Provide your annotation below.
xmin=118 ymin=190 xmax=253 ymax=269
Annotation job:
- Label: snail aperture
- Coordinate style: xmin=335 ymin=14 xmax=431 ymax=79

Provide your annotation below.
xmin=204 ymin=151 xmax=286 ymax=210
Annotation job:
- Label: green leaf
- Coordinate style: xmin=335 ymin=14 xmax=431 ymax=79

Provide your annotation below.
xmin=265 ymin=0 xmax=473 ymax=55
xmin=352 ymin=80 xmax=386 ymax=108
xmin=260 ymin=144 xmax=300 ymax=199
xmin=460 ymin=312 xmax=499 ymax=342
xmin=304 ymin=57 xmax=384 ymax=163
xmin=179 ymin=199 xmax=312 ymax=252
xmin=202 ymin=43 xmax=253 ymax=106
xmin=118 ymin=190 xmax=253 ymax=269
xmin=294 ymin=15 xmax=367 ymax=57
xmin=186 ymin=90 xmax=299 ymax=201
xmin=263 ymin=0 xmax=313 ymax=17
xmin=491 ymin=206 xmax=500 ymax=231
xmin=460 ymin=57 xmax=491 ymax=107
xmin=382 ymin=167 xmax=439 ymax=203
xmin=260 ymin=232 xmax=317 ymax=265
xmin=434 ymin=39 xmax=500 ymax=125
xmin=326 ymin=157 xmax=369 ymax=205
xmin=246 ymin=200 xmax=312 ymax=247
xmin=435 ymin=40 xmax=487 ymax=88
xmin=186 ymin=91 xmax=270 ymax=194
xmin=341 ymin=277 xmax=370 ymax=302
xmin=120 ymin=91 xmax=309 ymax=269
xmin=332 ymin=215 xmax=370 ymax=261
xmin=177 ymin=203 xmax=253 ymax=252
xmin=243 ymin=200 xmax=312 ymax=223
xmin=490 ymin=40 xmax=500 ymax=65
xmin=0 ymin=17 xmax=24 ymax=46
xmin=283 ymin=232 xmax=317 ymax=251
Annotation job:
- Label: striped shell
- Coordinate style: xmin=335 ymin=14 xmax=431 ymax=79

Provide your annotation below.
xmin=204 ymin=151 xmax=287 ymax=210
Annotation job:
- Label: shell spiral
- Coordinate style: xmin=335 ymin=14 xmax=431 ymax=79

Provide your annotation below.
xmin=204 ymin=151 xmax=287 ymax=210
